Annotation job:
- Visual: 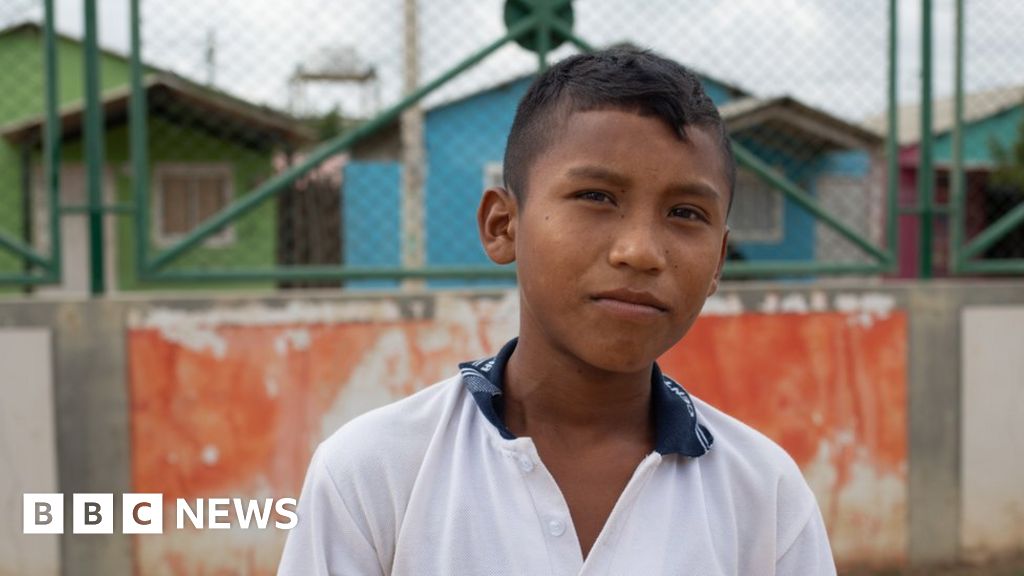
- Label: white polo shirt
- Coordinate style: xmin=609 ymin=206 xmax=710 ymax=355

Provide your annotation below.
xmin=278 ymin=338 xmax=836 ymax=575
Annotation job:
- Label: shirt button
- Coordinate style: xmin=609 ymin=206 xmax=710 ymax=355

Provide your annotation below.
xmin=517 ymin=455 xmax=535 ymax=472
xmin=547 ymin=519 xmax=566 ymax=537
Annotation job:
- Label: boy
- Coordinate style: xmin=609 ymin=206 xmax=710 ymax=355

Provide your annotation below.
xmin=278 ymin=47 xmax=836 ymax=575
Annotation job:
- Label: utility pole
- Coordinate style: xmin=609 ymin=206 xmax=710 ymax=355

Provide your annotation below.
xmin=400 ymin=0 xmax=426 ymax=290
xmin=205 ymin=29 xmax=217 ymax=87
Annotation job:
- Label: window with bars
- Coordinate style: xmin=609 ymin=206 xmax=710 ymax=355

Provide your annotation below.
xmin=154 ymin=163 xmax=235 ymax=246
xmin=728 ymin=168 xmax=784 ymax=242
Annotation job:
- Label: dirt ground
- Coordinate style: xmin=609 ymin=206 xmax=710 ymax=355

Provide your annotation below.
xmin=841 ymin=556 xmax=1024 ymax=576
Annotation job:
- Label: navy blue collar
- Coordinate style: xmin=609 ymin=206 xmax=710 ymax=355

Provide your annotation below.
xmin=457 ymin=338 xmax=714 ymax=457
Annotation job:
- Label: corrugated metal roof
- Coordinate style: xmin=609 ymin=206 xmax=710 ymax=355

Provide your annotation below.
xmin=862 ymin=84 xmax=1024 ymax=145
xmin=720 ymin=95 xmax=882 ymax=149
xmin=0 ymin=73 xmax=315 ymax=147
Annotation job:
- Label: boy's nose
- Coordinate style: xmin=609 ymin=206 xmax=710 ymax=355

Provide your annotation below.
xmin=607 ymin=218 xmax=667 ymax=273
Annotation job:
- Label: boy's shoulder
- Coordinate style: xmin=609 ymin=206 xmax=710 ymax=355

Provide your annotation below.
xmin=690 ymin=393 xmax=811 ymax=491
xmin=689 ymin=393 xmax=821 ymax=537
xmin=692 ymin=394 xmax=800 ymax=473
xmin=686 ymin=395 xmax=834 ymax=573
xmin=317 ymin=371 xmax=466 ymax=472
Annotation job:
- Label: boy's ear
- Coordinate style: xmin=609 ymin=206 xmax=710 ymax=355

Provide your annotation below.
xmin=707 ymin=227 xmax=729 ymax=297
xmin=477 ymin=187 xmax=518 ymax=265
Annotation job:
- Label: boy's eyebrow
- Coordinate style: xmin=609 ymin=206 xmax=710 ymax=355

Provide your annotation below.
xmin=564 ymin=164 xmax=722 ymax=203
xmin=564 ymin=165 xmax=632 ymax=188
xmin=665 ymin=182 xmax=722 ymax=204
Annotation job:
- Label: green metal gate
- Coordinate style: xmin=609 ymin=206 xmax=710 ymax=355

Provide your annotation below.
xmin=4 ymin=0 xmax=1021 ymax=293
xmin=946 ymin=0 xmax=1024 ymax=276
xmin=0 ymin=0 xmax=61 ymax=287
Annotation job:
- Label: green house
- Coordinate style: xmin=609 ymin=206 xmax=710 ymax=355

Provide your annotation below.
xmin=0 ymin=22 xmax=313 ymax=294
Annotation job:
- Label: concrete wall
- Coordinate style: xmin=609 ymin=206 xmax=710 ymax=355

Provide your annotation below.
xmin=0 ymin=329 xmax=59 ymax=576
xmin=961 ymin=306 xmax=1024 ymax=561
xmin=0 ymin=281 xmax=1021 ymax=575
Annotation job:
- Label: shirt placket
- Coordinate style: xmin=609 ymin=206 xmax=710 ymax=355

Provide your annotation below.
xmin=578 ymin=453 xmax=662 ymax=575
xmin=504 ymin=438 xmax=585 ymax=576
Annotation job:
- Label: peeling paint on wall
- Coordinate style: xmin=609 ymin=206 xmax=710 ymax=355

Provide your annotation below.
xmin=659 ymin=312 xmax=908 ymax=564
xmin=127 ymin=292 xmax=906 ymax=574
xmin=128 ymin=294 xmax=519 ymax=575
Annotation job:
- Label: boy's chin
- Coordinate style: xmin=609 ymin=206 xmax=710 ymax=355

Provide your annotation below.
xmin=572 ymin=337 xmax=671 ymax=374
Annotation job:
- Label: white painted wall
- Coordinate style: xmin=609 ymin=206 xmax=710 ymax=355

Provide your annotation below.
xmin=0 ymin=329 xmax=59 ymax=576
xmin=961 ymin=306 xmax=1024 ymax=560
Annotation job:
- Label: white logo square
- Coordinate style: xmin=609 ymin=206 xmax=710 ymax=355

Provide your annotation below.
xmin=73 ymin=493 xmax=113 ymax=534
xmin=122 ymin=493 xmax=163 ymax=534
xmin=23 ymin=493 xmax=63 ymax=534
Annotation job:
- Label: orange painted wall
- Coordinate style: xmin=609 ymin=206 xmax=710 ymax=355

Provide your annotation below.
xmin=127 ymin=300 xmax=906 ymax=574
xmin=659 ymin=312 xmax=907 ymax=563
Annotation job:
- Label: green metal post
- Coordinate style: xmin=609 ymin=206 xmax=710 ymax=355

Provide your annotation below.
xmin=144 ymin=265 xmax=517 ymax=283
xmin=0 ymin=273 xmax=53 ymax=285
xmin=0 ymin=0 xmax=62 ymax=283
xmin=536 ymin=23 xmax=550 ymax=71
xmin=949 ymin=0 xmax=965 ymax=272
xmin=723 ymin=261 xmax=887 ymax=278
xmin=886 ymin=0 xmax=899 ymax=271
xmin=20 ymin=143 xmax=33 ymax=291
xmin=536 ymin=0 xmax=551 ymax=71
xmin=549 ymin=17 xmax=593 ymax=53
xmin=44 ymin=0 xmax=61 ymax=284
xmin=918 ymin=0 xmax=934 ymax=278
xmin=130 ymin=0 xmax=150 ymax=281
xmin=959 ymin=258 xmax=1024 ymax=275
xmin=84 ymin=0 xmax=106 ymax=294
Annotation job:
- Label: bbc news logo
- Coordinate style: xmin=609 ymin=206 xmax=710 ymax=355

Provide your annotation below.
xmin=24 ymin=494 xmax=297 ymax=534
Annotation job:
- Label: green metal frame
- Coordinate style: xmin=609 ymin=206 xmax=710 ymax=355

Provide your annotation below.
xmin=121 ymin=0 xmax=897 ymax=284
xmin=948 ymin=0 xmax=1024 ymax=275
xmin=919 ymin=0 xmax=935 ymax=279
xmin=0 ymin=0 xmax=62 ymax=286
xmin=84 ymin=0 xmax=106 ymax=294
xmin=718 ymin=0 xmax=900 ymax=279
xmin=949 ymin=0 xmax=965 ymax=273
xmin=724 ymin=142 xmax=894 ymax=279
xmin=131 ymin=0 xmax=150 ymax=284
xmin=886 ymin=0 xmax=900 ymax=276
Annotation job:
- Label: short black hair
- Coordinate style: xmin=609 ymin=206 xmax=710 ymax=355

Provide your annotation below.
xmin=502 ymin=47 xmax=736 ymax=213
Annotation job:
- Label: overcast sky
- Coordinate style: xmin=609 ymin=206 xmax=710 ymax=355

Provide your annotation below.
xmin=5 ymin=0 xmax=1024 ymax=122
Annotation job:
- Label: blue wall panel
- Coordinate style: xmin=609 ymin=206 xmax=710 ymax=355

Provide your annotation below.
xmin=342 ymin=162 xmax=401 ymax=289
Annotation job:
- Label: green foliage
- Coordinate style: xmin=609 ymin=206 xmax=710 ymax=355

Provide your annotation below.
xmin=990 ymin=111 xmax=1024 ymax=194
xmin=315 ymin=106 xmax=344 ymax=142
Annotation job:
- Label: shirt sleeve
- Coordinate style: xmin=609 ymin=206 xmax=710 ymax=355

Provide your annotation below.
xmin=774 ymin=503 xmax=836 ymax=576
xmin=277 ymin=445 xmax=386 ymax=576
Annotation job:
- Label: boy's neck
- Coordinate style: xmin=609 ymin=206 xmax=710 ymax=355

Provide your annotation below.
xmin=502 ymin=334 xmax=655 ymax=449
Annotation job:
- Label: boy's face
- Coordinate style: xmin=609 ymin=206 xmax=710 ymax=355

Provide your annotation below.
xmin=479 ymin=109 xmax=730 ymax=374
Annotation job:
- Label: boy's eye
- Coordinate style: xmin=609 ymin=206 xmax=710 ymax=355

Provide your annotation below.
xmin=669 ymin=206 xmax=709 ymax=222
xmin=576 ymin=190 xmax=614 ymax=203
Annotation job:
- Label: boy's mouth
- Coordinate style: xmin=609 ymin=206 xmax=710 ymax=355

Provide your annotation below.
xmin=590 ymin=288 xmax=669 ymax=313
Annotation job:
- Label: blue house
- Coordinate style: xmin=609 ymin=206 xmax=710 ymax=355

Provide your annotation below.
xmin=342 ymin=69 xmax=882 ymax=288
xmin=717 ymin=96 xmax=884 ymax=267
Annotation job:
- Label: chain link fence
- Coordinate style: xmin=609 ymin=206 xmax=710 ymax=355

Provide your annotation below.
xmin=0 ymin=0 xmax=54 ymax=289
xmin=953 ymin=0 xmax=1024 ymax=273
xmin=1 ymin=0 xmax=1023 ymax=293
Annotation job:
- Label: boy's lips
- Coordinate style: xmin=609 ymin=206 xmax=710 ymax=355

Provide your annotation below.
xmin=590 ymin=288 xmax=670 ymax=313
